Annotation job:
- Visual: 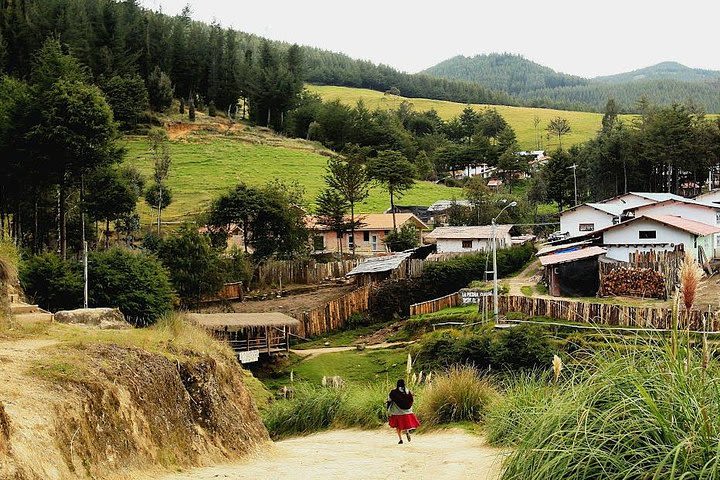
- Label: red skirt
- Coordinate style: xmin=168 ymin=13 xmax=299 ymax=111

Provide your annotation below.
xmin=389 ymin=413 xmax=420 ymax=430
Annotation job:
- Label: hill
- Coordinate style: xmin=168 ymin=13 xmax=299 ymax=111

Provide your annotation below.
xmin=421 ymin=53 xmax=587 ymax=94
xmin=308 ymin=84 xmax=623 ymax=150
xmin=122 ymin=117 xmax=462 ymax=224
xmin=422 ymin=55 xmax=720 ymax=112
xmin=594 ymin=61 xmax=720 ymax=84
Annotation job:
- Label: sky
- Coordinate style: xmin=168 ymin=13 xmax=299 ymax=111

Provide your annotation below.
xmin=139 ymin=0 xmax=720 ymax=78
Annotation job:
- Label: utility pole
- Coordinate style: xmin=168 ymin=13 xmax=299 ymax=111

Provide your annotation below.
xmin=568 ymin=164 xmax=578 ymax=206
xmin=492 ymin=200 xmax=517 ymax=323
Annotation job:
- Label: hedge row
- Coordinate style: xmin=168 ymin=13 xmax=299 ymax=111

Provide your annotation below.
xmin=368 ymin=243 xmax=535 ymax=320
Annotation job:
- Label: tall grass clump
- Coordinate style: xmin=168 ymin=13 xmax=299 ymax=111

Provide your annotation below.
xmin=484 ymin=370 xmax=557 ymax=446
xmin=418 ymin=365 xmax=498 ymax=426
xmin=335 ymin=383 xmax=389 ymax=429
xmin=262 ymin=384 xmax=344 ymax=439
xmin=0 ymin=241 xmax=19 ymax=326
xmin=501 ymin=346 xmax=720 ymax=480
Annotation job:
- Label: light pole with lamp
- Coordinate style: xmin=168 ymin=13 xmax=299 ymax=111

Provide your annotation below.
xmin=492 ymin=200 xmax=517 ymax=323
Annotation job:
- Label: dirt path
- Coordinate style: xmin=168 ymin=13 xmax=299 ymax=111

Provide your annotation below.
xmin=292 ymin=341 xmax=413 ymax=359
xmin=143 ymin=429 xmax=507 ymax=480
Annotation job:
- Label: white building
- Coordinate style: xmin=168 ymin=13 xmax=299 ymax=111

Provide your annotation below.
xmin=695 ymin=190 xmax=720 ymax=204
xmin=594 ymin=215 xmax=720 ymax=262
xmin=599 ymin=192 xmax=686 ymax=209
xmin=559 ymin=203 xmax=624 ymax=237
xmin=424 ymin=225 xmax=513 ymax=253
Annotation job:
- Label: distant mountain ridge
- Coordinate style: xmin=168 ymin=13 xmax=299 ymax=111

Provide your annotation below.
xmin=421 ymin=54 xmax=720 ymax=112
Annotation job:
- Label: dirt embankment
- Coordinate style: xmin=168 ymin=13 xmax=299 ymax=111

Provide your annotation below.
xmin=0 ymin=337 xmax=268 ymax=479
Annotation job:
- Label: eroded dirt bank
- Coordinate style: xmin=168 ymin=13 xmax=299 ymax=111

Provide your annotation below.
xmin=0 ymin=334 xmax=268 ymax=480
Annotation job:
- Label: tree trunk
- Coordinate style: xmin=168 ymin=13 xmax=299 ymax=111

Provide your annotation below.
xmin=157 ymin=184 xmax=163 ymax=236
xmin=350 ymin=202 xmax=356 ymax=258
xmin=390 ymin=188 xmax=397 ymax=231
xmin=267 ymin=108 xmax=271 ymax=127
xmin=105 ymin=219 xmax=110 ymax=249
xmin=59 ymin=178 xmax=67 ymax=260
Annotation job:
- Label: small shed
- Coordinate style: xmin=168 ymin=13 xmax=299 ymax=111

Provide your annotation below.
xmin=188 ymin=312 xmax=300 ymax=363
xmin=346 ymin=251 xmax=413 ymax=285
xmin=540 ymin=246 xmax=607 ymax=297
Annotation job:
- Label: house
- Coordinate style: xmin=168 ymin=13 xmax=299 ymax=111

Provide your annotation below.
xmin=599 ymin=192 xmax=686 ymax=209
xmin=424 ymin=225 xmax=514 ymax=254
xmin=487 ymin=179 xmax=503 ymax=191
xmin=451 ymin=163 xmax=496 ymax=179
xmin=590 ymin=214 xmax=720 ymax=262
xmin=307 ymin=213 xmax=428 ymax=255
xmin=540 ymin=246 xmax=607 ymax=297
xmin=628 ymin=198 xmax=720 ymax=257
xmin=559 ymin=203 xmax=625 ymax=238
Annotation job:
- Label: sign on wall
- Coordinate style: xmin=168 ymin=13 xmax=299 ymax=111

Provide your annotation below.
xmin=237 ymin=349 xmax=260 ymax=364
xmin=460 ymin=289 xmax=493 ymax=304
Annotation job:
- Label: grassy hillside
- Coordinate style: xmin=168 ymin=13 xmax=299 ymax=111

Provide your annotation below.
xmin=308 ymin=84 xmax=625 ymax=150
xmin=123 ymin=128 xmax=462 ymax=223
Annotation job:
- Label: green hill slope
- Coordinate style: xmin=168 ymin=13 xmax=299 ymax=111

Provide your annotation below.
xmin=122 ymin=125 xmax=462 ymax=224
xmin=594 ymin=61 xmax=720 ymax=84
xmin=308 ymin=84 xmax=620 ymax=150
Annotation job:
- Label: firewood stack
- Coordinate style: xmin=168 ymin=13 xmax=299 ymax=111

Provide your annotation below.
xmin=600 ymin=267 xmax=666 ymax=299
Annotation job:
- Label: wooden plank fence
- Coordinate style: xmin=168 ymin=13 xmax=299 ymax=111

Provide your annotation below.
xmin=480 ymin=294 xmax=720 ymax=331
xmin=409 ymin=292 xmax=462 ymax=316
xmin=255 ymin=259 xmax=357 ymax=287
xmin=294 ymin=285 xmax=372 ymax=338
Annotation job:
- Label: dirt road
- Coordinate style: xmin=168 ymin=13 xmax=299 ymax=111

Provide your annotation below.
xmin=145 ymin=429 xmax=507 ymax=480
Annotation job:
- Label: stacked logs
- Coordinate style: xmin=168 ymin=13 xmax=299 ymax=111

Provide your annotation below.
xmin=600 ymin=267 xmax=666 ymax=299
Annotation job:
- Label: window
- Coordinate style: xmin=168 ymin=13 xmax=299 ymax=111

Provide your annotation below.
xmin=639 ymin=230 xmax=657 ymax=239
xmin=462 ymin=240 xmax=473 ymax=249
xmin=716 ymin=212 xmax=720 ymax=225
xmin=363 ymin=231 xmax=370 ymax=242
xmin=312 ymin=235 xmax=325 ymax=251
xmin=348 ymin=235 xmax=355 ymax=248
xmin=579 ymin=223 xmax=595 ymax=232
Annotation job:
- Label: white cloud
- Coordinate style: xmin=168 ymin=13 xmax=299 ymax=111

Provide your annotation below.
xmin=140 ymin=0 xmax=720 ymax=77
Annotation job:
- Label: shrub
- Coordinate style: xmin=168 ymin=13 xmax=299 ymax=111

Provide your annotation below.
xmin=383 ymin=224 xmax=420 ymax=252
xmin=491 ymin=324 xmax=553 ymax=370
xmin=88 ymin=248 xmax=174 ymax=323
xmin=20 ymin=253 xmax=83 ymax=311
xmin=418 ymin=365 xmax=499 ymax=425
xmin=20 ymin=249 xmax=174 ymax=324
xmin=262 ymin=384 xmax=344 ymax=439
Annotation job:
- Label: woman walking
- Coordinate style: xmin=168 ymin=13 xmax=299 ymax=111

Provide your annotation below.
xmin=387 ymin=379 xmax=420 ymax=444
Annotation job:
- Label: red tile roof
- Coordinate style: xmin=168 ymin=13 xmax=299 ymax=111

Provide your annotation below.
xmin=540 ymin=246 xmax=607 ymax=267
xmin=642 ymin=214 xmax=720 ymax=236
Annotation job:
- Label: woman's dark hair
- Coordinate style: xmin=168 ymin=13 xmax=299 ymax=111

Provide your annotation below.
xmin=396 ymin=379 xmax=405 ymax=389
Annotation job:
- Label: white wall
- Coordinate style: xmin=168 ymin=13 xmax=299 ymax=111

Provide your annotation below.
xmin=602 ymin=218 xmax=697 ymax=261
xmin=635 ymin=202 xmax=720 ymax=226
xmin=560 ymin=206 xmax=617 ymax=238
xmin=436 ymin=234 xmax=512 ymax=253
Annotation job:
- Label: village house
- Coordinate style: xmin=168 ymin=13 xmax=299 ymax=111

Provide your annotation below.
xmin=306 ymin=213 xmax=428 ymax=255
xmin=424 ymin=225 xmax=514 ymax=254
xmin=559 ymin=203 xmax=625 ymax=237
xmin=585 ymin=214 xmax=720 ymax=263
xmin=599 ymin=192 xmax=687 ymax=209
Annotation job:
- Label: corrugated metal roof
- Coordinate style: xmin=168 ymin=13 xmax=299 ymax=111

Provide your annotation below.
xmin=427 ymin=200 xmax=473 ymax=212
xmin=632 ymin=192 xmax=687 ymax=203
xmin=536 ymin=240 xmax=593 ymax=256
xmin=425 ymin=225 xmax=514 ymax=240
xmin=540 ymin=246 xmax=607 ymax=267
xmin=346 ymin=252 xmax=412 ymax=276
xmin=188 ymin=312 xmax=300 ymax=331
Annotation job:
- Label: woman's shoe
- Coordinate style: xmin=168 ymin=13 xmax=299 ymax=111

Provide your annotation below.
xmin=398 ymin=439 xmax=403 ymax=444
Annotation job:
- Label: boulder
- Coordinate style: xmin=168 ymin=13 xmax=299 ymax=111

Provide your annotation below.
xmin=53 ymin=308 xmax=132 ymax=329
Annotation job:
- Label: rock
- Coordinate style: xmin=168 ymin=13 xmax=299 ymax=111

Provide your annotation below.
xmin=53 ymin=308 xmax=132 ymax=329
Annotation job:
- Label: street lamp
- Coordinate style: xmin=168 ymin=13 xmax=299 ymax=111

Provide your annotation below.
xmin=492 ymin=200 xmax=517 ymax=323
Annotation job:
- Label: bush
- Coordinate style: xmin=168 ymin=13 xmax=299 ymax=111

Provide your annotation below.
xmin=414 ymin=325 xmax=553 ymax=372
xmin=418 ymin=365 xmax=499 ymax=425
xmin=101 ymin=74 xmax=149 ymax=130
xmin=383 ymin=224 xmax=420 ymax=252
xmin=88 ymin=248 xmax=174 ymax=323
xmin=20 ymin=253 xmax=83 ymax=311
xmin=146 ymin=66 xmax=173 ymax=111
xmin=20 ymin=249 xmax=174 ymax=324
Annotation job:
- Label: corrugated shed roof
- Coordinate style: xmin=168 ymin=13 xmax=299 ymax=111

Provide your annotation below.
xmin=632 ymin=192 xmax=687 ymax=203
xmin=188 ymin=312 xmax=300 ymax=331
xmin=427 ymin=200 xmax=473 ymax=212
xmin=346 ymin=252 xmax=412 ymax=276
xmin=540 ymin=246 xmax=607 ymax=267
xmin=425 ymin=225 xmax=514 ymax=240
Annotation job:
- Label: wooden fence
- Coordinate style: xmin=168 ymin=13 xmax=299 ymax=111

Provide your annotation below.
xmin=217 ymin=282 xmax=243 ymax=301
xmin=255 ymin=259 xmax=357 ymax=287
xmin=480 ymin=294 xmax=720 ymax=331
xmin=409 ymin=292 xmax=462 ymax=316
xmin=294 ymin=285 xmax=372 ymax=338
